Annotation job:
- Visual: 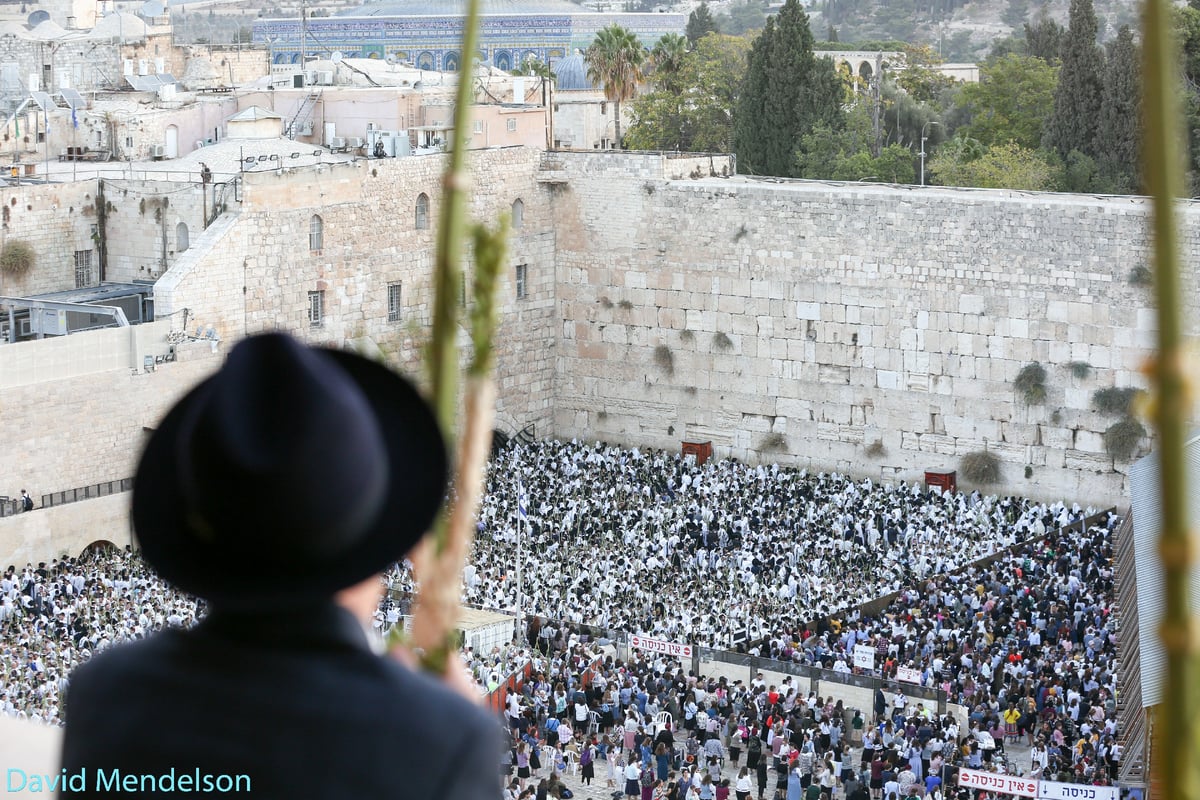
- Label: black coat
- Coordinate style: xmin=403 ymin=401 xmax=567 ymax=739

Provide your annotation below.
xmin=62 ymin=603 xmax=503 ymax=799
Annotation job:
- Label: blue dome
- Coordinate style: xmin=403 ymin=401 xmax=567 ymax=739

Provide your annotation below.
xmin=553 ymin=54 xmax=596 ymax=91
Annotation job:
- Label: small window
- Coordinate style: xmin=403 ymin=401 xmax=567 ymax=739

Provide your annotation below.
xmin=415 ymin=193 xmax=429 ymax=230
xmin=600 ymin=101 xmax=607 ymax=115
xmin=125 ymin=136 xmax=133 ymax=149
xmin=176 ymin=222 xmax=189 ymax=253
xmin=387 ymin=282 xmax=402 ymax=322
xmin=308 ymin=290 xmax=324 ymax=327
xmin=73 ymin=250 xmax=92 ymax=288
xmin=309 ymin=214 xmax=323 ymax=252
xmin=511 ymin=198 xmax=524 ymax=230
xmin=473 ymin=120 xmax=484 ymax=134
xmin=506 ymin=117 xmax=517 ymax=132
xmin=515 ymin=263 xmax=527 ymax=300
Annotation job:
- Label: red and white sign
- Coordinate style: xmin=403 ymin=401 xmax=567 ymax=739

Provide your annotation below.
xmin=1038 ymin=782 xmax=1117 ymax=800
xmin=896 ymin=666 xmax=922 ymax=684
xmin=957 ymin=768 xmax=1039 ymax=798
xmin=629 ymin=635 xmax=692 ymax=658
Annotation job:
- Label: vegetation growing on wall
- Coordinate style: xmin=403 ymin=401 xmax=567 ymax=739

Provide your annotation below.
xmin=1103 ymin=416 xmax=1145 ymax=460
xmin=653 ymin=344 xmax=675 ymax=375
xmin=0 ymin=239 xmax=35 ymax=276
xmin=961 ymin=450 xmax=1001 ymax=484
xmin=1014 ymin=361 xmax=1048 ymax=404
xmin=1093 ymin=386 xmax=1139 ymax=415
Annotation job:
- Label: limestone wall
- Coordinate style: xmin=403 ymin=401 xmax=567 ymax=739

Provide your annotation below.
xmin=0 ymin=180 xmax=100 ymax=296
xmin=101 ymin=177 xmax=217 ymax=283
xmin=157 ymin=145 xmax=558 ymax=434
xmin=0 ymin=341 xmax=219 ymax=502
xmin=0 ymin=492 xmax=135 ymax=570
xmin=550 ymin=153 xmax=1189 ymax=505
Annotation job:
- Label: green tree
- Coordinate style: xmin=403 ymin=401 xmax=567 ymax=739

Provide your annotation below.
xmin=1024 ymin=15 xmax=1064 ymax=63
xmin=686 ymin=2 xmax=719 ymax=44
xmin=894 ymin=44 xmax=958 ymax=105
xmin=957 ymin=54 xmax=1058 ymax=150
xmin=717 ymin=2 xmax=767 ymax=36
xmin=627 ymin=33 xmax=751 ymax=153
xmin=1095 ymin=25 xmax=1139 ymax=192
xmin=931 ymin=140 xmax=1057 ymax=190
xmin=734 ymin=0 xmax=843 ymax=176
xmin=1044 ymin=0 xmax=1103 ymax=159
xmin=795 ymin=104 xmax=915 ymax=183
xmin=585 ymin=25 xmax=648 ymax=148
xmin=650 ymin=33 xmax=690 ymax=90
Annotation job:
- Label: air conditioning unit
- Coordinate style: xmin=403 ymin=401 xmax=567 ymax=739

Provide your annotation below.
xmin=150 ymin=144 xmax=165 ymax=158
xmin=316 ymin=71 xmax=334 ymax=85
xmin=329 ymin=136 xmax=346 ymax=151
xmin=346 ymin=137 xmax=363 ymax=149
xmin=305 ymin=71 xmax=317 ymax=85
xmin=300 ymin=121 xmax=314 ymax=136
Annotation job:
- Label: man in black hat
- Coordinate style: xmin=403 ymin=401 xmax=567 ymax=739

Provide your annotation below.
xmin=61 ymin=333 xmax=503 ymax=798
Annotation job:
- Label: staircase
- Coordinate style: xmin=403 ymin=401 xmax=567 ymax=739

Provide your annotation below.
xmin=285 ymin=88 xmax=322 ymax=140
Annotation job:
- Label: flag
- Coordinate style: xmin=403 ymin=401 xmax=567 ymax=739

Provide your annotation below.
xmin=517 ymin=478 xmax=527 ymax=519
xmin=71 ymin=105 xmax=77 ymax=129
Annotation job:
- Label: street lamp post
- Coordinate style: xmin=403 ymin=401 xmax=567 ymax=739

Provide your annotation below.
xmin=920 ymin=121 xmax=939 ymax=187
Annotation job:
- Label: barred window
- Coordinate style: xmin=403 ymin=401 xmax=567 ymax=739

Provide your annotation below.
xmin=515 ymin=263 xmax=527 ymax=300
xmin=307 ymin=290 xmax=324 ymax=327
xmin=387 ymin=282 xmax=402 ymax=322
xmin=74 ymin=250 xmax=92 ymax=288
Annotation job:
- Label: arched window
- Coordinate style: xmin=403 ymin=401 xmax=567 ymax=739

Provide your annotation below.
xmin=309 ymin=214 xmax=323 ymax=251
xmin=176 ymin=222 xmax=189 ymax=253
xmin=415 ymin=193 xmax=429 ymax=230
xmin=511 ymin=198 xmax=524 ymax=230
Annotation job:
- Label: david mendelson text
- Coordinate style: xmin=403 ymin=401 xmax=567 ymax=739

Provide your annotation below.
xmin=6 ymin=768 xmax=252 ymax=793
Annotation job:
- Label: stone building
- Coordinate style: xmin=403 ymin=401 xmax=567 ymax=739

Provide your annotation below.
xmin=253 ymin=0 xmax=685 ymax=71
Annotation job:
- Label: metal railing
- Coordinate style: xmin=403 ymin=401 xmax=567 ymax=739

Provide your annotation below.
xmin=0 ymin=478 xmax=133 ymax=517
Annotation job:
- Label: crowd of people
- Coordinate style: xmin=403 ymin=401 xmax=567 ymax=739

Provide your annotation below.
xmin=0 ymin=438 xmax=1121 ymax=793
xmin=456 ymin=440 xmax=1099 ymax=651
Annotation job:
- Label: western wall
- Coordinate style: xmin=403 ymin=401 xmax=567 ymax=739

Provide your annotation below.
xmin=548 ymin=152 xmax=1193 ymax=504
xmin=1 ymin=147 xmax=1194 ymax=563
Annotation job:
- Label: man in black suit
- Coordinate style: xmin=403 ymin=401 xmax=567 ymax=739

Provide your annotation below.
xmin=61 ymin=333 xmax=503 ymax=799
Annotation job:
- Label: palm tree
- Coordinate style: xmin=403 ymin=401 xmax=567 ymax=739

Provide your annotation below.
xmin=585 ymin=24 xmax=647 ymax=149
xmin=652 ymin=33 xmax=689 ymax=74
xmin=650 ymin=32 xmax=689 ymax=93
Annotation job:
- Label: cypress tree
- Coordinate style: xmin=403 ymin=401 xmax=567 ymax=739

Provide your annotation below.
xmin=733 ymin=0 xmax=843 ymax=176
xmin=1023 ymin=16 xmax=1064 ymax=63
xmin=1044 ymin=0 xmax=1103 ymax=159
xmin=1096 ymin=26 xmax=1139 ymax=191
xmin=686 ymin=2 xmax=719 ymax=45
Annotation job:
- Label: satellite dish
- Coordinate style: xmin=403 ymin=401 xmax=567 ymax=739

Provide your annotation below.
xmin=385 ymin=55 xmax=396 ymax=65
xmin=26 ymin=10 xmax=49 ymax=25
xmin=330 ymin=51 xmax=343 ymax=64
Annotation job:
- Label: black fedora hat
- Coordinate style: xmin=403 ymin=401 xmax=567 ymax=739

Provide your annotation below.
xmin=132 ymin=332 xmax=447 ymax=608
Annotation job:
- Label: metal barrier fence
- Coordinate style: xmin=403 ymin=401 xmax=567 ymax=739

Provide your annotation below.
xmin=0 ymin=478 xmax=134 ymax=517
xmin=696 ymin=647 xmax=948 ymax=715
